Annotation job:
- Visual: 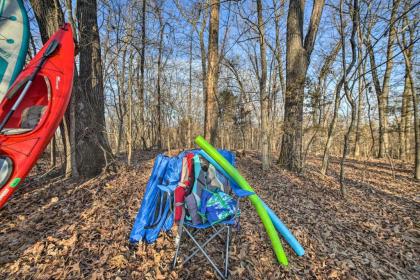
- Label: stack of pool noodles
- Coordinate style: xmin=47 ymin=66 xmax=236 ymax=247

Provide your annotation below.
xmin=195 ymin=136 xmax=305 ymax=266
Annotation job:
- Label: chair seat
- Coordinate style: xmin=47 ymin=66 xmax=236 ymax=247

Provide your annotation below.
xmin=184 ymin=216 xmax=237 ymax=229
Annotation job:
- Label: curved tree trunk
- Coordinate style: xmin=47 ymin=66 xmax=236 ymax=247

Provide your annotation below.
xmin=338 ymin=0 xmax=358 ymax=197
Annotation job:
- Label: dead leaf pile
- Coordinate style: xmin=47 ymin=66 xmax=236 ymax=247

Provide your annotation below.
xmin=0 ymin=150 xmax=419 ymax=279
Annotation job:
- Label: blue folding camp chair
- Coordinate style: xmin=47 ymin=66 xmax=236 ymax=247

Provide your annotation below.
xmin=172 ymin=184 xmax=251 ymax=280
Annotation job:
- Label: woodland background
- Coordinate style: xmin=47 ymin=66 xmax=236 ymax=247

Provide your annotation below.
xmin=24 ymin=0 xmax=420 ymax=186
xmin=0 ymin=0 xmax=419 ymax=279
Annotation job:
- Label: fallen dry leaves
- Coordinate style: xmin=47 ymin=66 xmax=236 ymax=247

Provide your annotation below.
xmin=0 ymin=150 xmax=419 ymax=279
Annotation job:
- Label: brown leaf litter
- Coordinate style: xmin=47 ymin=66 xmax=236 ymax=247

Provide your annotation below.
xmin=0 ymin=150 xmax=419 ymax=279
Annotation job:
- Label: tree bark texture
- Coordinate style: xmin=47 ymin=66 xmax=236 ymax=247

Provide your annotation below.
xmin=156 ymin=9 xmax=165 ymax=149
xmin=138 ymin=0 xmax=146 ymax=150
xmin=397 ymin=7 xmax=419 ymax=178
xmin=76 ymin=0 xmax=112 ymax=176
xmin=279 ymin=0 xmax=325 ymax=171
xmin=353 ymin=24 xmax=365 ymax=158
xmin=204 ymin=0 xmax=220 ymax=145
xmin=399 ymin=73 xmax=411 ymax=160
xmin=256 ymin=0 xmax=270 ymax=170
xmin=29 ymin=0 xmax=64 ymax=43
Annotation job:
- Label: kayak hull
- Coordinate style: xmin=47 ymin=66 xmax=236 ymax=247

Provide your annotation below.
xmin=0 ymin=24 xmax=74 ymax=208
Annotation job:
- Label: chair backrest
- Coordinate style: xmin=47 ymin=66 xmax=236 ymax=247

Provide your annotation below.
xmin=199 ymin=188 xmax=238 ymax=225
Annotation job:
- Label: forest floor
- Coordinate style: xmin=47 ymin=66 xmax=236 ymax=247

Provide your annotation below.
xmin=0 ymin=150 xmax=419 ymax=279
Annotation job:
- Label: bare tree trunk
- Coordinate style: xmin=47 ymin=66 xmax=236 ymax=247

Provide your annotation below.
xmin=188 ymin=31 xmax=193 ymax=147
xmin=251 ymin=127 xmax=254 ymax=150
xmin=65 ymin=0 xmax=79 ymax=178
xmin=353 ymin=75 xmax=364 ymax=158
xmin=273 ymin=0 xmax=286 ymax=98
xmin=396 ymin=8 xmax=419 ymax=178
xmin=225 ymin=59 xmax=249 ymax=150
xmin=380 ymin=0 xmax=400 ymax=157
xmin=270 ymin=0 xmax=286 ymax=155
xmin=50 ymin=134 xmax=57 ymax=167
xmin=76 ymin=0 xmax=112 ymax=176
xmin=256 ymin=0 xmax=270 ymax=170
xmin=364 ymin=0 xmax=400 ymax=158
xmin=320 ymin=77 xmax=343 ymax=175
xmin=364 ymin=34 xmax=381 ymax=155
xmin=338 ymin=0 xmax=358 ymax=197
xmin=199 ymin=8 xmax=207 ymax=122
xmin=399 ymin=73 xmax=411 ymax=160
xmin=204 ymin=0 xmax=220 ymax=144
xmin=140 ymin=0 xmax=146 ymax=150
xmin=69 ymin=85 xmax=79 ymax=177
xmin=320 ymin=42 xmax=352 ymax=175
xmin=411 ymin=70 xmax=420 ymax=179
xmin=365 ymin=87 xmax=375 ymax=155
xmin=29 ymin=34 xmax=37 ymax=59
xmin=127 ymin=52 xmax=134 ymax=166
xmin=156 ymin=7 xmax=165 ymax=149
xmin=29 ymin=0 xmax=64 ymax=43
xmin=116 ymin=119 xmax=123 ymax=154
xmin=399 ymin=2 xmax=413 ymax=162
xmin=353 ymin=24 xmax=365 ymax=158
xmin=279 ymin=0 xmax=325 ymax=171
xmin=62 ymin=116 xmax=72 ymax=177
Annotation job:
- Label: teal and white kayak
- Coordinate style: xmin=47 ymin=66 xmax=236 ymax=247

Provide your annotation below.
xmin=0 ymin=0 xmax=29 ymax=100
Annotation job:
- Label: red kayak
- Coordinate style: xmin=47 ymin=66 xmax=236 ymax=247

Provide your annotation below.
xmin=0 ymin=24 xmax=74 ymax=208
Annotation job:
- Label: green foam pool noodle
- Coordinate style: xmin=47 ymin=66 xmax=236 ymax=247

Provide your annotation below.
xmin=195 ymin=135 xmax=288 ymax=266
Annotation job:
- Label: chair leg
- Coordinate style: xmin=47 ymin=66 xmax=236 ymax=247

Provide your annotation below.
xmin=210 ymin=224 xmax=229 ymax=243
xmin=224 ymin=226 xmax=231 ymax=278
xmin=183 ymin=226 xmax=226 ymax=264
xmin=172 ymin=223 xmax=184 ymax=269
xmin=185 ymin=228 xmax=227 ymax=280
